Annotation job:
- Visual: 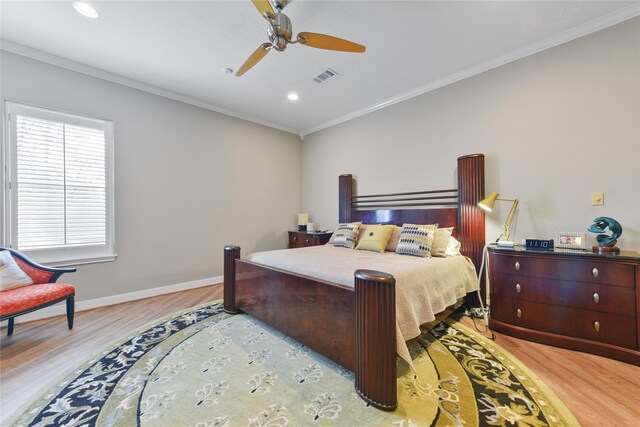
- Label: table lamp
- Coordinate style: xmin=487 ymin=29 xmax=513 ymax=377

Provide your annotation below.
xmin=478 ymin=192 xmax=519 ymax=245
xmin=298 ymin=213 xmax=309 ymax=231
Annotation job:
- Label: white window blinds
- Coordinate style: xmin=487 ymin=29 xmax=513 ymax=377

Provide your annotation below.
xmin=4 ymin=102 xmax=115 ymax=265
xmin=16 ymin=116 xmax=106 ymax=249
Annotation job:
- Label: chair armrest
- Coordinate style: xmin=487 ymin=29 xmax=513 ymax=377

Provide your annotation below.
xmin=0 ymin=247 xmax=77 ymax=283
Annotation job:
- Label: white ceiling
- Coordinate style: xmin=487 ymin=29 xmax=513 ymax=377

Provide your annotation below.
xmin=1 ymin=1 xmax=638 ymax=137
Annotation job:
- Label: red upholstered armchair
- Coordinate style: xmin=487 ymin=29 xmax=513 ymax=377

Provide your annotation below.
xmin=0 ymin=247 xmax=76 ymax=335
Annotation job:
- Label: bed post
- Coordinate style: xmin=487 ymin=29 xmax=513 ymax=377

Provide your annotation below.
xmin=339 ymin=174 xmax=353 ymax=223
xmin=457 ymin=154 xmax=485 ymax=307
xmin=354 ymin=270 xmax=397 ymax=411
xmin=223 ymin=245 xmax=241 ymax=314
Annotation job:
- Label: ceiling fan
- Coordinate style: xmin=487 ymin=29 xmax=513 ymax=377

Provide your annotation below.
xmin=236 ymin=0 xmax=366 ymax=77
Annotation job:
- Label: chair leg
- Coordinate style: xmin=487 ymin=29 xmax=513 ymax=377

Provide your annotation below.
xmin=8 ymin=318 xmax=14 ymax=336
xmin=66 ymin=296 xmax=75 ymax=330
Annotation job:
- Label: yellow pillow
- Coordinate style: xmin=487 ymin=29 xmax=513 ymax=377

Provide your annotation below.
xmin=355 ymin=225 xmax=396 ymax=253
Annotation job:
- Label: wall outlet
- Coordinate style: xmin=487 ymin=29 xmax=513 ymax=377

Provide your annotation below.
xmin=592 ymin=192 xmax=604 ymax=206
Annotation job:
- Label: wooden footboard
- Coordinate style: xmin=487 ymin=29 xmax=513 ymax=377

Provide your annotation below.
xmin=354 ymin=270 xmax=397 ymax=410
xmin=222 ymin=154 xmax=484 ymax=412
xmin=231 ymin=248 xmax=355 ymax=370
xmin=223 ymin=246 xmax=398 ymax=410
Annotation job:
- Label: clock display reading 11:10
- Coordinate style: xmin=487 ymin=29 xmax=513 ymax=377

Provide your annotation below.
xmin=525 ymin=239 xmax=554 ymax=250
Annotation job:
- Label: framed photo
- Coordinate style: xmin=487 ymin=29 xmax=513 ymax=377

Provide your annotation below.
xmin=555 ymin=232 xmax=588 ymax=250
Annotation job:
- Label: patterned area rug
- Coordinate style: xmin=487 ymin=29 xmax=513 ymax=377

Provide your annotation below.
xmin=9 ymin=301 xmax=579 ymax=426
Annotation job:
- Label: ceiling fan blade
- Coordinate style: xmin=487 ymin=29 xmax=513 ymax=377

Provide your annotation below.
xmin=297 ymin=32 xmax=366 ymax=53
xmin=252 ymin=0 xmax=275 ymax=18
xmin=236 ymin=43 xmax=272 ymax=77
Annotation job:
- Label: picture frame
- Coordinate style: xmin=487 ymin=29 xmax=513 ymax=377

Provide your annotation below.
xmin=555 ymin=232 xmax=588 ymax=250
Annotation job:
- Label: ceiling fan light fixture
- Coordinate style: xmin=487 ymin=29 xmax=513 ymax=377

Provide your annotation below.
xmin=73 ymin=1 xmax=99 ymax=19
xmin=287 ymin=93 xmax=299 ymax=101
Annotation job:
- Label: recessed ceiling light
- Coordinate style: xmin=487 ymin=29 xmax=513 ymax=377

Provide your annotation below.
xmin=287 ymin=93 xmax=299 ymax=101
xmin=73 ymin=1 xmax=99 ymax=19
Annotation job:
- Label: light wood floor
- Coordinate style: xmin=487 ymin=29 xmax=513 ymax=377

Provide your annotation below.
xmin=1 ymin=284 xmax=639 ymax=426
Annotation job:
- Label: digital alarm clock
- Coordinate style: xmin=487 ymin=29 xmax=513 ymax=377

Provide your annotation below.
xmin=525 ymin=238 xmax=554 ymax=250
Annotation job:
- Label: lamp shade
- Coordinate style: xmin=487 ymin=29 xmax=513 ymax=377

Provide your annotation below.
xmin=478 ymin=191 xmax=520 ymax=242
xmin=478 ymin=192 xmax=499 ymax=212
xmin=297 ymin=213 xmax=309 ymax=225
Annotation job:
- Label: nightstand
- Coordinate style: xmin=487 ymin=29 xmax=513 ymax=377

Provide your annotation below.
xmin=288 ymin=231 xmax=332 ymax=248
xmin=488 ymin=246 xmax=640 ymax=365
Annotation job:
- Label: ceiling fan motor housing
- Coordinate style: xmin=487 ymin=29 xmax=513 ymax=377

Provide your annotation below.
xmin=268 ymin=12 xmax=292 ymax=51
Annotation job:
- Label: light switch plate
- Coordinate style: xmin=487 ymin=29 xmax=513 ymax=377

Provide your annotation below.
xmin=592 ymin=192 xmax=604 ymax=206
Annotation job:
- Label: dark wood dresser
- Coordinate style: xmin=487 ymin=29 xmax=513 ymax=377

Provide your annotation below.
xmin=288 ymin=231 xmax=332 ymax=248
xmin=488 ymin=246 xmax=640 ymax=365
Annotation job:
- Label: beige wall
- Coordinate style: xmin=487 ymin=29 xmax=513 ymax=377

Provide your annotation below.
xmin=1 ymin=17 xmax=638 ymax=306
xmin=302 ymin=18 xmax=640 ymax=251
xmin=1 ymin=51 xmax=302 ymax=301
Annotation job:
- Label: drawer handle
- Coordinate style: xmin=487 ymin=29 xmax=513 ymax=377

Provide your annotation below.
xmin=516 ymin=308 xmax=522 ymax=318
xmin=592 ymin=267 xmax=599 ymax=278
xmin=515 ymin=284 xmax=521 ymax=293
xmin=593 ymin=292 xmax=600 ymax=304
xmin=594 ymin=321 xmax=600 ymax=332
xmin=514 ymin=261 xmax=520 ymax=271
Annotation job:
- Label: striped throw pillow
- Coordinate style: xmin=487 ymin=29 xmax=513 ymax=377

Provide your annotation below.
xmin=332 ymin=222 xmax=361 ymax=249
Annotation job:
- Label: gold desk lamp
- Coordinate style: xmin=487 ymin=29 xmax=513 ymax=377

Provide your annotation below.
xmin=479 ymin=192 xmax=519 ymax=245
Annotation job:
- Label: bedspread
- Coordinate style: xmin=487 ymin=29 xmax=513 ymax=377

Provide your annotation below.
xmin=246 ymin=244 xmax=478 ymax=367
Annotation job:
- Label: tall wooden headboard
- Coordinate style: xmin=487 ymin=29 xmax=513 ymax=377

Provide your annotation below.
xmin=338 ymin=153 xmax=486 ymax=306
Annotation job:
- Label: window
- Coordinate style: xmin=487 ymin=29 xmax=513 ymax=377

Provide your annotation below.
xmin=2 ymin=102 xmax=115 ymax=266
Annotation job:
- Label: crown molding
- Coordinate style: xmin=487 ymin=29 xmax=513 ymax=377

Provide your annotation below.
xmin=0 ymin=40 xmax=300 ymax=136
xmin=300 ymin=4 xmax=640 ymax=138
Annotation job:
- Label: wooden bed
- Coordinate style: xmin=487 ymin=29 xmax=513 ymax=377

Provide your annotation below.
xmin=223 ymin=153 xmax=485 ymax=410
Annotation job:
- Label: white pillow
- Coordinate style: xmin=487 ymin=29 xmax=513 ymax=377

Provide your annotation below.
xmin=431 ymin=227 xmax=453 ymax=257
xmin=0 ymin=250 xmax=34 ymax=291
xmin=385 ymin=226 xmax=403 ymax=252
xmin=445 ymin=236 xmax=462 ymax=256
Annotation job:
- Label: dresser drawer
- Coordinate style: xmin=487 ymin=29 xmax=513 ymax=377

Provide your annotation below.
xmin=491 ymin=272 xmax=636 ymax=315
xmin=491 ymin=295 xmax=637 ymax=349
xmin=491 ymin=253 xmax=635 ymax=288
xmin=288 ymin=232 xmax=331 ymax=248
xmin=289 ymin=233 xmax=313 ymax=248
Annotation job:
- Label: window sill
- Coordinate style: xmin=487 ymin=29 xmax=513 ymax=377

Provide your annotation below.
xmin=45 ymin=254 xmax=117 ymax=268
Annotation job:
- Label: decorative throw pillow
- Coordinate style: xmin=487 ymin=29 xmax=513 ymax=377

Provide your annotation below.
xmin=356 ymin=225 xmax=396 ymax=253
xmin=0 ymin=250 xmax=34 ymax=292
xmin=385 ymin=226 xmax=403 ymax=252
xmin=328 ymin=222 xmax=362 ymax=244
xmin=446 ymin=236 xmax=463 ymax=256
xmin=396 ymin=224 xmax=438 ymax=257
xmin=331 ymin=222 xmax=362 ymax=249
xmin=355 ymin=224 xmax=371 ymax=244
xmin=431 ymin=227 xmax=454 ymax=257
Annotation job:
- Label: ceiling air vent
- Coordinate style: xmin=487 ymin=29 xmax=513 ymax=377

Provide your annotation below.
xmin=313 ymin=68 xmax=339 ymax=84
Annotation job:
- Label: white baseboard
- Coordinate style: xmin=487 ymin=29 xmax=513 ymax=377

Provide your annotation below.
xmin=7 ymin=276 xmax=223 ymax=325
